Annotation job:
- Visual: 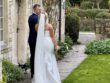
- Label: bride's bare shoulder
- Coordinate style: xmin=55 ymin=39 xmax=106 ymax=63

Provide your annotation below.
xmin=45 ymin=23 xmax=53 ymax=30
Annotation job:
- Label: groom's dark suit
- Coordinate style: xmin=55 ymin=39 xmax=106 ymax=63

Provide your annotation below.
xmin=28 ymin=13 xmax=39 ymax=78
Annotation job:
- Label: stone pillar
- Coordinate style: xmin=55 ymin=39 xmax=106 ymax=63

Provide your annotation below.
xmin=17 ymin=0 xmax=28 ymax=64
xmin=61 ymin=0 xmax=65 ymax=42
xmin=7 ymin=0 xmax=18 ymax=64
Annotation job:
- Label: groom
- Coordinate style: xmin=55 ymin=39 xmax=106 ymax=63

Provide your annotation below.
xmin=28 ymin=4 xmax=42 ymax=78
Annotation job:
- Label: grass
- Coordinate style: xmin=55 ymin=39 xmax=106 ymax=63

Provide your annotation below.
xmin=62 ymin=55 xmax=110 ymax=83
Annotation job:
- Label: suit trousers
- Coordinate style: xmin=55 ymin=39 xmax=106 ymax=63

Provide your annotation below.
xmin=29 ymin=42 xmax=36 ymax=78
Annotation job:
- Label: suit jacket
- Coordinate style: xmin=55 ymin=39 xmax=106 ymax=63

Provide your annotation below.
xmin=28 ymin=13 xmax=39 ymax=44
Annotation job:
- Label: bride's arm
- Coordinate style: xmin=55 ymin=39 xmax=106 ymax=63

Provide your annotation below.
xmin=35 ymin=24 xmax=39 ymax=32
xmin=49 ymin=24 xmax=60 ymax=50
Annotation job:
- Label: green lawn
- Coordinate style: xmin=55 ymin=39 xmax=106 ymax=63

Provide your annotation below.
xmin=62 ymin=55 xmax=110 ymax=83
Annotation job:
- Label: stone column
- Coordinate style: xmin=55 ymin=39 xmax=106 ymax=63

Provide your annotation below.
xmin=17 ymin=0 xmax=28 ymax=64
xmin=7 ymin=0 xmax=18 ymax=64
xmin=61 ymin=0 xmax=65 ymax=42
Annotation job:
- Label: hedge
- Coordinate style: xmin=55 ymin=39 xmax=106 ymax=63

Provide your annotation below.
xmin=2 ymin=60 xmax=25 ymax=83
xmin=96 ymin=12 xmax=110 ymax=19
xmin=65 ymin=13 xmax=80 ymax=43
xmin=66 ymin=8 xmax=109 ymax=19
xmin=85 ymin=39 xmax=110 ymax=54
xmin=80 ymin=1 xmax=93 ymax=9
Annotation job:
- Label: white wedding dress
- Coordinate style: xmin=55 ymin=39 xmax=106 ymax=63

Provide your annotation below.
xmin=32 ymin=14 xmax=61 ymax=83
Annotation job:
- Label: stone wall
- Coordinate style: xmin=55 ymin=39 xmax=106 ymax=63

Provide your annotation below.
xmin=1 ymin=0 xmax=65 ymax=81
xmin=1 ymin=0 xmax=34 ymax=64
xmin=95 ymin=18 xmax=110 ymax=40
xmin=1 ymin=0 xmax=65 ymax=65
xmin=80 ymin=18 xmax=95 ymax=31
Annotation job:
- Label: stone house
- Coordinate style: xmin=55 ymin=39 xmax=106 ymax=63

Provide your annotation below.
xmin=0 ymin=0 xmax=65 ymax=80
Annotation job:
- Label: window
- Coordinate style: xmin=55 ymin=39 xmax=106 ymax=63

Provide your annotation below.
xmin=0 ymin=0 xmax=3 ymax=41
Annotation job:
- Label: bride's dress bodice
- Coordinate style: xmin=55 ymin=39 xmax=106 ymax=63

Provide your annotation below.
xmin=44 ymin=30 xmax=54 ymax=54
xmin=45 ymin=30 xmax=50 ymax=37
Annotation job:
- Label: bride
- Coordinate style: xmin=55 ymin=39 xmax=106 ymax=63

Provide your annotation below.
xmin=32 ymin=10 xmax=61 ymax=83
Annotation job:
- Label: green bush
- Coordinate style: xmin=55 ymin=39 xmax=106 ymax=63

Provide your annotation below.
xmin=2 ymin=60 xmax=25 ymax=83
xmin=65 ymin=35 xmax=73 ymax=50
xmin=65 ymin=12 xmax=80 ymax=43
xmin=56 ymin=36 xmax=73 ymax=60
xmin=66 ymin=0 xmax=71 ymax=8
xmin=57 ymin=42 xmax=69 ymax=59
xmin=100 ymin=0 xmax=109 ymax=9
xmin=0 ymin=81 xmax=6 ymax=83
xmin=2 ymin=70 xmax=7 ymax=83
xmin=56 ymin=42 xmax=69 ymax=60
xmin=85 ymin=39 xmax=110 ymax=54
xmin=96 ymin=12 xmax=110 ymax=18
xmin=67 ymin=8 xmax=109 ymax=19
xmin=80 ymin=1 xmax=93 ymax=9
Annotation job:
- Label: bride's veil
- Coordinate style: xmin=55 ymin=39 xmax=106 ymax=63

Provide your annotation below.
xmin=33 ymin=13 xmax=46 ymax=83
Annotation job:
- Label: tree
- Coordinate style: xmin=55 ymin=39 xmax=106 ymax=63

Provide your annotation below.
xmin=81 ymin=0 xmax=103 ymax=9
xmin=91 ymin=0 xmax=102 ymax=9
xmin=108 ymin=0 xmax=110 ymax=7
xmin=100 ymin=0 xmax=109 ymax=9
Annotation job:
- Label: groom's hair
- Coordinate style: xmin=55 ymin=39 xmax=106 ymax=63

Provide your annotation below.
xmin=33 ymin=4 xmax=41 ymax=10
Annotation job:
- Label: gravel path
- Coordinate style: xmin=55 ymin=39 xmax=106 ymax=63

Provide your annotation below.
xmin=78 ymin=32 xmax=96 ymax=44
xmin=58 ymin=45 xmax=87 ymax=80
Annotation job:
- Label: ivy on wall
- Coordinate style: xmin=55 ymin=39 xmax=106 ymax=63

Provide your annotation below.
xmin=43 ymin=0 xmax=59 ymax=30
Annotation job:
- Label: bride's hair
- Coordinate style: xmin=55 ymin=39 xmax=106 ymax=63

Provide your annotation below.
xmin=45 ymin=12 xmax=49 ymax=24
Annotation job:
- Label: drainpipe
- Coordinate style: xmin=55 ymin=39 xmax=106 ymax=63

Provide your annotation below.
xmin=59 ymin=0 xmax=62 ymax=41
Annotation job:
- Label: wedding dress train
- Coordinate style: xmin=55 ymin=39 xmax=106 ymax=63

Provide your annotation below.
xmin=32 ymin=14 xmax=61 ymax=83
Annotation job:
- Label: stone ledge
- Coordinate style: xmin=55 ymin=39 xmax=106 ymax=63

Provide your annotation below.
xmin=0 ymin=43 xmax=9 ymax=54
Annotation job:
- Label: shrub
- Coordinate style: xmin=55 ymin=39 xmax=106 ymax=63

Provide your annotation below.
xmin=96 ymin=12 xmax=110 ymax=19
xmin=65 ymin=35 xmax=73 ymax=50
xmin=100 ymin=0 xmax=109 ymax=9
xmin=56 ymin=36 xmax=73 ymax=60
xmin=0 ymin=81 xmax=6 ymax=83
xmin=67 ymin=8 xmax=109 ymax=19
xmin=66 ymin=0 xmax=71 ymax=8
xmin=85 ymin=39 xmax=110 ymax=54
xmin=80 ymin=1 xmax=93 ymax=9
xmin=65 ymin=12 xmax=80 ymax=43
xmin=2 ymin=70 xmax=7 ymax=83
xmin=2 ymin=60 xmax=25 ymax=83
xmin=56 ymin=42 xmax=69 ymax=60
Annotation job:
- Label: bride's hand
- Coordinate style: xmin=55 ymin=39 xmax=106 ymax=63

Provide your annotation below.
xmin=55 ymin=45 xmax=60 ymax=51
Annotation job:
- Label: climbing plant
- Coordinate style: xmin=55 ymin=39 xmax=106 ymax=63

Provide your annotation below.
xmin=43 ymin=0 xmax=59 ymax=30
